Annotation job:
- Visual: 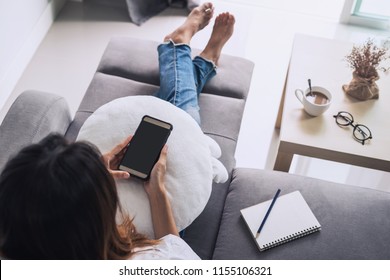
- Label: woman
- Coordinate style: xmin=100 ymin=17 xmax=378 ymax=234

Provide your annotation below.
xmin=0 ymin=2 xmax=234 ymax=259
xmin=0 ymin=134 xmax=192 ymax=259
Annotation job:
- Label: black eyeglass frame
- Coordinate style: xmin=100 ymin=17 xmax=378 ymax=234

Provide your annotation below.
xmin=333 ymin=111 xmax=372 ymax=145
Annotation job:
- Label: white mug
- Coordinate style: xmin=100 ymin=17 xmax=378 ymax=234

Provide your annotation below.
xmin=295 ymin=86 xmax=332 ymax=117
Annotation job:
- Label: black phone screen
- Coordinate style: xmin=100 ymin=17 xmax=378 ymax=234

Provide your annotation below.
xmin=119 ymin=116 xmax=172 ymax=179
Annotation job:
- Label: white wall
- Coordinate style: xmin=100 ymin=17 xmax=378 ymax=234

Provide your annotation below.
xmin=0 ymin=0 xmax=66 ymax=110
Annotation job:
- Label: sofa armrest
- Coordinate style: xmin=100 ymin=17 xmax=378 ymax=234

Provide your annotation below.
xmin=0 ymin=91 xmax=71 ymax=171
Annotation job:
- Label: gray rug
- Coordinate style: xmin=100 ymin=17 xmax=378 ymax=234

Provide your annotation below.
xmin=126 ymin=0 xmax=169 ymax=26
xmin=87 ymin=0 xmax=200 ymax=26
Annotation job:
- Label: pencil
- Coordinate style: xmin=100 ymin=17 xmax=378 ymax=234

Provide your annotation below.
xmin=256 ymin=189 xmax=281 ymax=239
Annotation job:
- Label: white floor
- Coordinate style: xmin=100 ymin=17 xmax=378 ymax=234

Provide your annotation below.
xmin=1 ymin=0 xmax=390 ymax=192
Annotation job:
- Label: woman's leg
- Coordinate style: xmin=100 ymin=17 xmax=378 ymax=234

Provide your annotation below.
xmin=192 ymin=12 xmax=235 ymax=95
xmin=156 ymin=42 xmax=202 ymax=124
xmin=155 ymin=3 xmax=214 ymax=124
xmin=199 ymin=12 xmax=235 ymax=66
xmin=155 ymin=5 xmax=236 ymax=124
xmin=192 ymin=56 xmax=216 ymax=96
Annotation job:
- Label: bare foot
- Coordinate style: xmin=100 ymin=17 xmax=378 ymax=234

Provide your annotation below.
xmin=164 ymin=2 xmax=214 ymax=44
xmin=199 ymin=12 xmax=235 ymax=65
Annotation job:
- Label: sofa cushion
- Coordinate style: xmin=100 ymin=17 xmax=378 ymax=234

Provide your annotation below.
xmin=213 ymin=168 xmax=390 ymax=260
xmin=77 ymin=95 xmax=228 ymax=238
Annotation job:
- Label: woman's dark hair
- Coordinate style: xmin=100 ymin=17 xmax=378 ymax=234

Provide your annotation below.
xmin=0 ymin=134 xmax=155 ymax=259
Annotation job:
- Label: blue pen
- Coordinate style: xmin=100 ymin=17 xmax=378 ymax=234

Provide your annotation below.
xmin=256 ymin=189 xmax=281 ymax=239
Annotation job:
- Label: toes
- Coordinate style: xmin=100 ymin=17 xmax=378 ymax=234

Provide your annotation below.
xmin=204 ymin=4 xmax=214 ymax=18
xmin=215 ymin=12 xmax=233 ymax=26
xmin=216 ymin=12 xmax=235 ymax=25
xmin=228 ymin=13 xmax=235 ymax=24
xmin=203 ymin=2 xmax=214 ymax=11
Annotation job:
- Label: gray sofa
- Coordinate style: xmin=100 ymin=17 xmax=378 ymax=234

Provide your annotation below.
xmin=1 ymin=37 xmax=390 ymax=260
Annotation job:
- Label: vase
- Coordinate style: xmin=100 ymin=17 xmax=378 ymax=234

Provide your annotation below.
xmin=342 ymin=70 xmax=379 ymax=101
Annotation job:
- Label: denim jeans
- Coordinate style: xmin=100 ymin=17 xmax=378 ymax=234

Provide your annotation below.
xmin=154 ymin=40 xmax=217 ymax=125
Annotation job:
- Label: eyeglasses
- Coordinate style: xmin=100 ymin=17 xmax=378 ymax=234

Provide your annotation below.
xmin=333 ymin=111 xmax=372 ymax=145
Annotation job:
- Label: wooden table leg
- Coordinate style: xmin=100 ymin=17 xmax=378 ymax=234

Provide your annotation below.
xmin=275 ymin=61 xmax=290 ymax=129
xmin=274 ymin=59 xmax=292 ymax=171
xmin=273 ymin=150 xmax=293 ymax=172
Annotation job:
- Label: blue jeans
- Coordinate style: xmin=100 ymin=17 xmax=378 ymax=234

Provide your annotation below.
xmin=154 ymin=41 xmax=217 ymax=125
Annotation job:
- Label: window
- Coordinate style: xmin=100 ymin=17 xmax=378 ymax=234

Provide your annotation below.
xmin=340 ymin=0 xmax=390 ymax=29
xmin=354 ymin=0 xmax=390 ymax=19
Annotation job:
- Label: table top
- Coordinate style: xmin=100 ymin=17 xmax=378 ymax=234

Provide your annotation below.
xmin=280 ymin=34 xmax=390 ymax=169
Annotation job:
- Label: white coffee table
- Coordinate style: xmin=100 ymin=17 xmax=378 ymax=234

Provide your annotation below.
xmin=274 ymin=34 xmax=390 ymax=172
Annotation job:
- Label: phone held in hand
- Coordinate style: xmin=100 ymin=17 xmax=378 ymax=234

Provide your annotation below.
xmin=119 ymin=115 xmax=173 ymax=180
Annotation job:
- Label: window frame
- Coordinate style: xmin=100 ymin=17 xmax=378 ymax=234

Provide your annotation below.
xmin=340 ymin=0 xmax=390 ymax=30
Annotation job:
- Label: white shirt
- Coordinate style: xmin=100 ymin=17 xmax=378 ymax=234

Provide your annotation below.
xmin=130 ymin=234 xmax=200 ymax=260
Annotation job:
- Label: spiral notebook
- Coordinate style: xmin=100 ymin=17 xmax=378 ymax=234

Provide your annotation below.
xmin=241 ymin=191 xmax=321 ymax=251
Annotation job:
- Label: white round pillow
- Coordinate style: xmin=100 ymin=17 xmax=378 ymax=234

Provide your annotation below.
xmin=77 ymin=96 xmax=228 ymax=238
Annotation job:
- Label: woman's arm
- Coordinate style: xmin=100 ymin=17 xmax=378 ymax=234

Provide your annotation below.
xmin=103 ymin=138 xmax=177 ymax=238
xmin=144 ymin=146 xmax=179 ymax=238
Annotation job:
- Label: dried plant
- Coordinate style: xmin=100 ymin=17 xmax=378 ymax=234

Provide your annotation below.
xmin=345 ymin=39 xmax=390 ymax=79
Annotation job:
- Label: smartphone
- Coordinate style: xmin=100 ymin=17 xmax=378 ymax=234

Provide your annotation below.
xmin=119 ymin=115 xmax=173 ymax=180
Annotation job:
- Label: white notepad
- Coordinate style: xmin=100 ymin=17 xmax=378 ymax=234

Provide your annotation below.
xmin=240 ymin=190 xmax=321 ymax=251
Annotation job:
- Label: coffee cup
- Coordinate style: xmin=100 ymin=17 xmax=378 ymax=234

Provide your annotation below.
xmin=295 ymin=86 xmax=332 ymax=116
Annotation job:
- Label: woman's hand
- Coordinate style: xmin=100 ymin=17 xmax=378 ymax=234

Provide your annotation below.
xmin=144 ymin=145 xmax=168 ymax=196
xmin=144 ymin=145 xmax=179 ymax=238
xmin=101 ymin=135 xmax=132 ymax=180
